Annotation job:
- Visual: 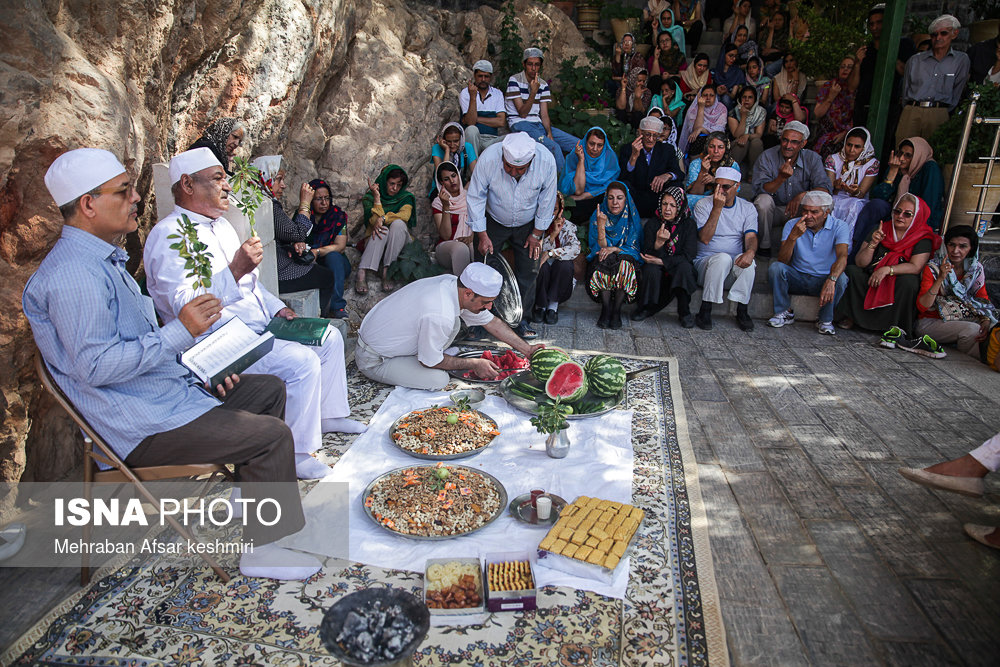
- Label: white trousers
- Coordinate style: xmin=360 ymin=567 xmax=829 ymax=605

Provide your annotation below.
xmin=971 ymin=432 xmax=1000 ymax=472
xmin=246 ymin=332 xmax=350 ymax=455
xmin=695 ymin=253 xmax=756 ymax=305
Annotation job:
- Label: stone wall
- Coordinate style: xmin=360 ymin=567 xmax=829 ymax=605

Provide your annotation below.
xmin=0 ymin=0 xmax=589 ymax=497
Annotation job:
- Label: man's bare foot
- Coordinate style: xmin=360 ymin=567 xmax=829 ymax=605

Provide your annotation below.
xmin=924 ymin=454 xmax=990 ymax=479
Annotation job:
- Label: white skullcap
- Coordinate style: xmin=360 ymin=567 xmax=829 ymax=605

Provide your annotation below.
xmin=472 ymin=60 xmax=494 ymax=73
xmin=460 ymin=263 xmax=503 ymax=298
xmin=523 ymin=47 xmax=544 ymax=61
xmin=502 ymin=132 xmax=537 ymax=166
xmin=801 ymin=190 xmax=834 ymax=209
xmin=782 ymin=121 xmax=810 ymax=141
xmin=169 ymin=147 xmax=222 ymax=185
xmin=639 ymin=116 xmax=664 ymax=133
xmin=45 ymin=148 xmax=126 ymax=206
xmin=715 ymin=166 xmax=742 ymax=183
xmin=251 ymin=155 xmax=283 ymax=182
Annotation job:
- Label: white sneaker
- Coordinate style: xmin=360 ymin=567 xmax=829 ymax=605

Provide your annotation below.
xmin=767 ymin=310 xmax=794 ymax=328
xmin=816 ymin=321 xmax=835 ymax=335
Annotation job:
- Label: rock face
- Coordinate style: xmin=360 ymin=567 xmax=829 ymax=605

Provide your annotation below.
xmin=0 ymin=0 xmax=588 ymax=493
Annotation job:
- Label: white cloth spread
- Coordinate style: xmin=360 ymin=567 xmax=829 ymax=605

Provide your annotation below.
xmin=284 ymin=387 xmax=635 ymax=599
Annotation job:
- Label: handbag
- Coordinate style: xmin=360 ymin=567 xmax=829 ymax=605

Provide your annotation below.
xmin=278 ymin=242 xmax=316 ymax=266
xmin=935 ymin=295 xmax=977 ymax=322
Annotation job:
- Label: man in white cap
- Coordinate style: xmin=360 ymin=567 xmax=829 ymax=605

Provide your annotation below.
xmin=466 ymin=132 xmax=558 ymax=339
xmin=751 ymin=120 xmax=830 ymax=255
xmin=693 ymin=166 xmax=758 ymax=331
xmin=356 ymin=263 xmax=544 ymax=390
xmin=23 ymin=148 xmax=321 ymax=580
xmin=461 ymin=59 xmax=507 ymax=156
xmin=617 ymin=115 xmax=682 ymax=217
xmin=767 ymin=190 xmax=850 ymax=335
xmin=144 ymin=147 xmax=365 ymax=481
xmin=505 ymin=47 xmax=579 ymax=173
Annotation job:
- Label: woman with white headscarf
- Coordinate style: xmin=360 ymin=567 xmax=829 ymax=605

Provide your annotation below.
xmin=824 ymin=127 xmax=880 ymax=238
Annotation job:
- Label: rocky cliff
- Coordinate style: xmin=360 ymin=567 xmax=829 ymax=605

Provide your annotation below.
xmin=0 ymin=0 xmax=588 ymax=496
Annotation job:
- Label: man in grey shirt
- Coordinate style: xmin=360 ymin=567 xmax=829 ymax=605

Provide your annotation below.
xmin=896 ymin=14 xmax=969 ymax=145
xmin=751 ymin=121 xmax=830 ymax=254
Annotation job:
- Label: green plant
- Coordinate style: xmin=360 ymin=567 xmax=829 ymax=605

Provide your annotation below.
xmin=930 ymin=84 xmax=1000 ymax=165
xmin=385 ymin=240 xmax=445 ymax=284
xmin=600 ymin=1 xmax=640 ymax=21
xmin=908 ymin=16 xmax=932 ymax=35
xmin=496 ymin=0 xmax=552 ymax=83
xmin=167 ymin=214 xmax=214 ymax=292
xmin=530 ymin=398 xmax=572 ymax=434
xmin=971 ymin=0 xmax=1000 ymax=20
xmin=230 ymin=157 xmax=266 ymax=237
xmin=789 ymin=1 xmax=868 ymax=79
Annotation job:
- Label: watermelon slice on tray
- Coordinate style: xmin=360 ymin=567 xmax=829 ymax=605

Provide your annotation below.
xmin=455 ymin=349 xmax=530 ymax=382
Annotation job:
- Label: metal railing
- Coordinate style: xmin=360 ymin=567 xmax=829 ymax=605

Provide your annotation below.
xmin=942 ymin=91 xmax=1000 ymax=237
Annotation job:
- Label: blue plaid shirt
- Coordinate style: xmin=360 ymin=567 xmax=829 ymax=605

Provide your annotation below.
xmin=22 ymin=225 xmax=218 ymax=461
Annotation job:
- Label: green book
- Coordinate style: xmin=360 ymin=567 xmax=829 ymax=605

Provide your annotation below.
xmin=265 ymin=317 xmax=333 ymax=346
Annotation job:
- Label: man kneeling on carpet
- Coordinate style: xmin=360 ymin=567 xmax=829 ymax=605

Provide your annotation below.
xmin=356 ymin=263 xmax=544 ymax=390
xmin=23 ymin=149 xmax=319 ymax=580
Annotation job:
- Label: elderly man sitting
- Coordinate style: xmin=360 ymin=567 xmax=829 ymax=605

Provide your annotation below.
xmin=751 ymin=121 xmax=830 ymax=255
xmin=767 ymin=190 xmax=850 ymax=335
xmin=461 ymin=59 xmax=507 ymax=155
xmin=617 ymin=115 xmax=682 ymax=218
xmin=693 ymin=166 xmax=758 ymax=331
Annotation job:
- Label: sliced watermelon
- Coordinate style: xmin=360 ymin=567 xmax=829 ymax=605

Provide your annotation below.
xmin=545 ymin=361 xmax=588 ymax=402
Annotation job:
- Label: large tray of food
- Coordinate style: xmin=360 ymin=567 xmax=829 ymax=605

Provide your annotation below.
xmin=363 ymin=464 xmax=508 ymax=540
xmin=536 ymin=496 xmax=645 ymax=584
xmin=448 ymin=349 xmax=529 ymax=383
xmin=500 ymin=351 xmax=631 ymax=419
xmin=389 ymin=406 xmax=500 ymax=460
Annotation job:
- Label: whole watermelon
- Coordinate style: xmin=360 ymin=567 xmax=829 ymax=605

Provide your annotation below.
xmin=530 ymin=347 xmax=570 ymax=383
xmin=584 ymin=355 xmax=626 ymax=397
xmin=545 ymin=361 xmax=588 ymax=402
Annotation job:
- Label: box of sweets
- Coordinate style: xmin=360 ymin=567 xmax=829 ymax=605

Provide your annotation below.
xmin=423 ymin=557 xmax=488 ymax=626
xmin=483 ymin=550 xmax=537 ymax=612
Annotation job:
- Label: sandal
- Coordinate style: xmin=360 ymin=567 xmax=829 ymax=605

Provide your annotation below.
xmin=354 ymin=277 xmax=368 ymax=294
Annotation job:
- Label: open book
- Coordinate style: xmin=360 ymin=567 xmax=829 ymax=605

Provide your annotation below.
xmin=180 ymin=317 xmax=274 ymax=388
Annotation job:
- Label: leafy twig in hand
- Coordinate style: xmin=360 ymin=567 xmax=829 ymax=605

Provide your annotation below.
xmin=167 ymin=214 xmax=214 ymax=292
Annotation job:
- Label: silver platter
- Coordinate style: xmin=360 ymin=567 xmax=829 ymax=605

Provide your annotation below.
xmin=447 ymin=349 xmax=528 ymax=384
xmin=388 ymin=406 xmax=499 ymax=461
xmin=508 ymin=492 xmax=568 ymax=526
xmin=362 ymin=465 xmax=509 ymax=541
xmin=499 ymin=370 xmax=624 ymax=420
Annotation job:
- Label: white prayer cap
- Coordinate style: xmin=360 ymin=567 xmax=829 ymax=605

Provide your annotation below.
xmin=782 ymin=121 xmax=810 ymax=141
xmin=523 ymin=47 xmax=544 ymax=61
xmin=460 ymin=263 xmax=503 ymax=298
xmin=472 ymin=60 xmax=494 ymax=73
xmin=801 ymin=190 xmax=834 ymax=210
xmin=45 ymin=148 xmax=126 ymax=206
xmin=502 ymin=132 xmax=537 ymax=166
xmin=715 ymin=166 xmax=742 ymax=183
xmin=169 ymin=147 xmax=222 ymax=185
xmin=639 ymin=116 xmax=664 ymax=133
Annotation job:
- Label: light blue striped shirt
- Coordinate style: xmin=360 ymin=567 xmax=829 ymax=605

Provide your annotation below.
xmin=465 ymin=140 xmax=557 ymax=233
xmin=22 ymin=225 xmax=218 ymax=461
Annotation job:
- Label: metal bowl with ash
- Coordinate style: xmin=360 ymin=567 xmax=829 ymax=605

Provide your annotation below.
xmin=320 ymin=588 xmax=430 ymax=666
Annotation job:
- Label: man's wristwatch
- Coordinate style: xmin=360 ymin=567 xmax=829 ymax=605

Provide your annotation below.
xmin=532 ymin=232 xmax=543 ymax=240
xmin=827 ymin=274 xmax=839 ymax=283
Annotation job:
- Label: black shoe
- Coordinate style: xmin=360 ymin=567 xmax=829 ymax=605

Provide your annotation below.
xmin=528 ymin=306 xmax=545 ymax=323
xmin=630 ymin=307 xmax=649 ymax=322
xmin=694 ymin=312 xmax=713 ymax=330
xmin=597 ymin=305 xmax=610 ymax=328
xmin=679 ymin=313 xmax=695 ymax=328
xmin=515 ymin=321 xmax=538 ymax=339
xmin=544 ymin=309 xmax=558 ymax=325
xmin=610 ymin=310 xmax=623 ymax=329
xmin=736 ymin=307 xmax=754 ymax=332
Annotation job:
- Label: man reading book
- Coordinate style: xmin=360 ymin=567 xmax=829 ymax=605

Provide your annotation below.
xmin=144 ymin=148 xmax=365 ymax=480
xmin=23 ymin=148 xmax=320 ymax=580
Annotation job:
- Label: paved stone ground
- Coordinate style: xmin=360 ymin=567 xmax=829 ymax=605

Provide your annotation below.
xmin=2 ymin=288 xmax=999 ymax=664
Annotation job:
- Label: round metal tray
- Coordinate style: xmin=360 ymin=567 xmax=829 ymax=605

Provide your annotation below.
xmin=447 ymin=349 xmax=528 ymax=384
xmin=508 ymin=492 xmax=568 ymax=526
xmin=362 ymin=465 xmax=509 ymax=541
xmin=499 ymin=370 xmax=624 ymax=420
xmin=388 ymin=406 xmax=499 ymax=461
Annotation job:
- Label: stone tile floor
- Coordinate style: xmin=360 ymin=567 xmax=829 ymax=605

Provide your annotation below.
xmin=2 ymin=290 xmax=999 ymax=665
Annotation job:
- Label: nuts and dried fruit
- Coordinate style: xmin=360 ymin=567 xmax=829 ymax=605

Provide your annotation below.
xmin=390 ymin=407 xmax=499 ymax=456
xmin=425 ymin=561 xmax=482 ymax=609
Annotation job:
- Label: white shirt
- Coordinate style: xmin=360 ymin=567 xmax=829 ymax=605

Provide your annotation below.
xmin=694 ymin=197 xmax=758 ymax=260
xmin=144 ymin=205 xmax=286 ymax=336
xmin=466 ymin=140 xmax=557 ymax=233
xmin=460 ymin=86 xmax=507 ymax=118
xmin=358 ymin=275 xmax=493 ymax=367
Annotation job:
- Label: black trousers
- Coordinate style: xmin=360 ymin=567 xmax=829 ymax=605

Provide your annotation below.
xmin=475 ymin=215 xmax=539 ymax=315
xmin=126 ymin=375 xmax=303 ymax=546
xmin=278 ymin=263 xmax=336 ymax=316
xmin=637 ymin=256 xmax=697 ymax=313
xmin=535 ymin=259 xmax=576 ymax=307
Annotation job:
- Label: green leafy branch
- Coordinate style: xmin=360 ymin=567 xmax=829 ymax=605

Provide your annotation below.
xmin=167 ymin=214 xmax=214 ymax=292
xmin=530 ymin=399 xmax=572 ymax=435
xmin=230 ymin=156 xmax=266 ymax=237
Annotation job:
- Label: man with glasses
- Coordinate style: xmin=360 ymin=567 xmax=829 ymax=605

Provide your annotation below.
xmin=617 ymin=116 xmax=682 ymax=217
xmin=896 ymin=14 xmax=969 ymax=145
xmin=461 ymin=60 xmax=507 ymax=155
xmin=693 ymin=166 xmax=758 ymax=331
xmin=752 ymin=121 xmax=830 ymax=255
xmin=356 ymin=264 xmax=543 ymax=390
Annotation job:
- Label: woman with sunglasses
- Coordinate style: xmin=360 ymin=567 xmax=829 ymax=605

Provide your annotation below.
xmin=837 ymin=193 xmax=940 ymax=346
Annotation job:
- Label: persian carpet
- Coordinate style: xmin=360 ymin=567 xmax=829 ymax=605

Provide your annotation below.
xmin=2 ymin=351 xmax=728 ymax=667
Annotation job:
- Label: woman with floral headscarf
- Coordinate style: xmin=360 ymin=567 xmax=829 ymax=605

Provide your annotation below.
xmin=824 ymin=127 xmax=879 ymax=238
xmin=915 ymin=225 xmax=998 ymax=359
xmin=189 ymin=117 xmax=245 ymax=174
xmin=560 ymin=126 xmax=621 ymax=223
xmin=679 ymin=84 xmax=727 ymax=157
xmin=430 ymin=162 xmax=473 ymax=277
xmin=728 ymin=85 xmax=766 ymax=168
xmin=306 ymin=178 xmax=351 ymax=318
xmin=587 ymin=182 xmax=644 ymax=329
xmin=530 ymin=193 xmax=581 ymax=325
xmin=684 ymin=131 xmax=739 ymax=210
xmin=633 ymin=187 xmax=698 ymax=326
xmin=358 ymin=164 xmax=415 ymax=293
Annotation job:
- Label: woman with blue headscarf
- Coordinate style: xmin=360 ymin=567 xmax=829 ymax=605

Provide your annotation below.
xmin=656 ymin=7 xmax=687 ymax=57
xmin=587 ymin=181 xmax=644 ymax=329
xmin=560 ymin=127 xmax=621 ymax=224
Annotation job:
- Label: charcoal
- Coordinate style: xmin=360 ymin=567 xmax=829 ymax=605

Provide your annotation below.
xmin=335 ymin=598 xmax=420 ymax=663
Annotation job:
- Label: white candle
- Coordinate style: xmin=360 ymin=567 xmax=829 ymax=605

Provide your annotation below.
xmin=536 ymin=496 xmax=552 ymax=521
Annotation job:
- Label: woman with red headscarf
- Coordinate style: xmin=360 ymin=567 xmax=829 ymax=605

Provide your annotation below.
xmin=837 ymin=193 xmax=941 ymax=347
